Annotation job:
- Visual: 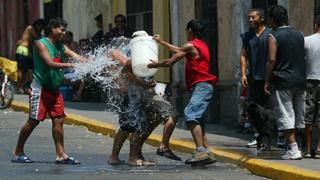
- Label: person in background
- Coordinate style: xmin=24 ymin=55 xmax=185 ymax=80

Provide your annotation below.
xmin=62 ymin=31 xmax=84 ymax=102
xmin=91 ymin=13 xmax=105 ymax=48
xmin=15 ymin=19 xmax=46 ymax=94
xmin=104 ymin=14 xmax=133 ymax=45
xmin=303 ymin=15 xmax=320 ymax=159
xmin=264 ymin=5 xmax=306 ymax=160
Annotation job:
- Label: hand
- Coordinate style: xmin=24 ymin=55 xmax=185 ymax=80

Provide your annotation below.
xmin=264 ymin=82 xmax=271 ymax=95
xmin=67 ymin=63 xmax=74 ymax=68
xmin=148 ymin=59 xmax=159 ymax=68
xmin=241 ymin=75 xmax=248 ymax=87
xmin=144 ymin=80 xmax=157 ymax=89
xmin=153 ymin=35 xmax=161 ymax=42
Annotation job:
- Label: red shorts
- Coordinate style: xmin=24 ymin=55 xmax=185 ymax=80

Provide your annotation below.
xmin=29 ymin=80 xmax=66 ymax=121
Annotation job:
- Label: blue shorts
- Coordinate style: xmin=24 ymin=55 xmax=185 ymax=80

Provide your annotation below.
xmin=184 ymin=82 xmax=213 ymax=130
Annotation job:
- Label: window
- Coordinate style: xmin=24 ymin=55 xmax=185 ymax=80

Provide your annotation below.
xmin=315 ymin=0 xmax=320 ymax=17
xmin=252 ymin=0 xmax=277 ymax=16
xmin=195 ymin=0 xmax=218 ymax=76
xmin=44 ymin=0 xmax=63 ymax=22
xmin=126 ymin=0 xmax=152 ymax=35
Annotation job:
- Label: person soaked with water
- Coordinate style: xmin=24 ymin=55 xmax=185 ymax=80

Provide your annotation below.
xmin=12 ymin=17 xmax=87 ymax=164
xmin=148 ymin=19 xmax=217 ymax=166
xmin=108 ymin=50 xmax=180 ymax=166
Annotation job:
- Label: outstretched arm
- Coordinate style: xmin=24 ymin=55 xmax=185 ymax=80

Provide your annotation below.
xmin=153 ymin=35 xmax=181 ymax=53
xmin=148 ymin=43 xmax=194 ymax=68
xmin=35 ymin=41 xmax=72 ymax=69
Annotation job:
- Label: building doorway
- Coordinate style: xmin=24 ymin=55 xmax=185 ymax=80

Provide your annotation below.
xmin=43 ymin=0 xmax=63 ymax=22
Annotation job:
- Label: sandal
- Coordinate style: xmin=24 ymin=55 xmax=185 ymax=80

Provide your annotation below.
xmin=55 ymin=157 xmax=81 ymax=165
xmin=157 ymin=148 xmax=181 ymax=161
xmin=303 ymin=151 xmax=312 ymax=158
xmin=313 ymin=150 xmax=320 ymax=159
xmin=11 ymin=155 xmax=33 ymax=163
xmin=128 ymin=159 xmax=156 ymax=166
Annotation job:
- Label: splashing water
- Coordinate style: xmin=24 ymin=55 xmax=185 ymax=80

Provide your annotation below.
xmin=72 ymin=37 xmax=131 ymax=112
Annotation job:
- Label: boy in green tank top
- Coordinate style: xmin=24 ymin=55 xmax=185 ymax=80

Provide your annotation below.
xmin=12 ymin=18 xmax=87 ymax=164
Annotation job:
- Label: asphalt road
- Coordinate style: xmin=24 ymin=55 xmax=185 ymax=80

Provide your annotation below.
xmin=0 ymin=109 xmax=267 ymax=180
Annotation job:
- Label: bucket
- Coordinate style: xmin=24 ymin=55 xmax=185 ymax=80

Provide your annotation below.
xmin=129 ymin=31 xmax=158 ymax=77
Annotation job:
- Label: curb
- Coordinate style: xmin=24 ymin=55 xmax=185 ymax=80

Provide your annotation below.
xmin=10 ymin=100 xmax=320 ymax=180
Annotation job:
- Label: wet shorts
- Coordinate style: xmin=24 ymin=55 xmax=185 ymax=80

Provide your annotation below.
xmin=143 ymin=93 xmax=178 ymax=128
xmin=29 ymin=80 xmax=66 ymax=121
xmin=184 ymin=82 xmax=213 ymax=131
xmin=305 ymin=80 xmax=320 ymax=124
xmin=118 ymin=86 xmax=146 ymax=134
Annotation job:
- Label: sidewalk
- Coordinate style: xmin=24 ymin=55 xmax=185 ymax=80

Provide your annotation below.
xmin=11 ymin=94 xmax=320 ymax=180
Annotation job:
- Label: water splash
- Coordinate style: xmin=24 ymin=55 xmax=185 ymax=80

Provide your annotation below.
xmin=72 ymin=37 xmax=130 ymax=112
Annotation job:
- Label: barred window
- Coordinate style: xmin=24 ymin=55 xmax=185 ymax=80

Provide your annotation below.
xmin=126 ymin=0 xmax=153 ymax=35
xmin=315 ymin=0 xmax=320 ymax=17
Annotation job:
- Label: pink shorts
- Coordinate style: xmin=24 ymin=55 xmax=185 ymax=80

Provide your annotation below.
xmin=29 ymin=80 xmax=66 ymax=121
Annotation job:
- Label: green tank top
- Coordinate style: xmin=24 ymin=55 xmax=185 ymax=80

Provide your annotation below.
xmin=33 ymin=38 xmax=65 ymax=92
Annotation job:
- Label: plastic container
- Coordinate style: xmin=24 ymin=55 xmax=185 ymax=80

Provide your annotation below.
xmin=154 ymin=82 xmax=167 ymax=96
xmin=129 ymin=31 xmax=158 ymax=77
xmin=60 ymin=86 xmax=73 ymax=101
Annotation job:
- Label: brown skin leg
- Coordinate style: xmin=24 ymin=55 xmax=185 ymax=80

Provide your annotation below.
xmin=317 ymin=124 xmax=320 ymax=151
xmin=187 ymin=122 xmax=204 ymax=148
xmin=284 ymin=129 xmax=297 ymax=145
xmin=13 ymin=118 xmax=39 ymax=156
xmin=128 ymin=133 xmax=144 ymax=165
xmin=305 ymin=124 xmax=313 ymax=152
xmin=51 ymin=117 xmax=68 ymax=160
xmin=158 ymin=116 xmax=177 ymax=150
xmin=108 ymin=130 xmax=129 ymax=164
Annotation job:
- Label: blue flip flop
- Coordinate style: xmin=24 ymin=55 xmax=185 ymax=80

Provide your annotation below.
xmin=11 ymin=155 xmax=33 ymax=163
xmin=55 ymin=157 xmax=81 ymax=165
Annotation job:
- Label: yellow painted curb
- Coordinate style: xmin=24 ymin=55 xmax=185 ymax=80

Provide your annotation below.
xmin=10 ymin=100 xmax=320 ymax=180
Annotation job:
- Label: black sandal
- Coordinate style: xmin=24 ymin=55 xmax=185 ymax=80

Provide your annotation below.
xmin=156 ymin=148 xmax=181 ymax=161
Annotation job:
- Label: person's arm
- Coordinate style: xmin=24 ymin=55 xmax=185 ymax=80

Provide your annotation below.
xmin=64 ymin=45 xmax=88 ymax=63
xmin=264 ymin=35 xmax=277 ymax=95
xmin=35 ymin=41 xmax=72 ymax=69
xmin=110 ymin=50 xmax=129 ymax=65
xmin=240 ymin=46 xmax=248 ymax=87
xmin=148 ymin=43 xmax=194 ymax=68
xmin=125 ymin=71 xmax=156 ymax=89
xmin=153 ymin=35 xmax=181 ymax=53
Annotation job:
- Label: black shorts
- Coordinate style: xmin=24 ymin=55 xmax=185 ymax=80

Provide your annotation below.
xmin=16 ymin=54 xmax=33 ymax=72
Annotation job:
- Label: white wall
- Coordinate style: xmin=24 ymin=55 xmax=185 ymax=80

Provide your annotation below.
xmin=63 ymin=0 xmax=108 ymax=42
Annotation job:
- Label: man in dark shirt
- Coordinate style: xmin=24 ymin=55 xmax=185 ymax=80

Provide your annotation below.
xmin=104 ymin=14 xmax=133 ymax=45
xmin=91 ymin=14 xmax=104 ymax=48
xmin=240 ymin=8 xmax=273 ymax=148
xmin=264 ymin=5 xmax=306 ymax=160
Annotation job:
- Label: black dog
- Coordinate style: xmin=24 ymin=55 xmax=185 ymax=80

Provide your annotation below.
xmin=245 ymin=101 xmax=277 ymax=150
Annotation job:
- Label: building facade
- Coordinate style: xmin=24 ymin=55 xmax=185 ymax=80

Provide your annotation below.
xmin=1 ymin=0 xmax=319 ymax=125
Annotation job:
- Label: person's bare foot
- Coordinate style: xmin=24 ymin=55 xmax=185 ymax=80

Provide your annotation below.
xmin=108 ymin=157 xmax=124 ymax=165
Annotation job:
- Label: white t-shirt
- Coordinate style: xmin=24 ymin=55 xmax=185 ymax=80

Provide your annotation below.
xmin=305 ymin=33 xmax=320 ymax=80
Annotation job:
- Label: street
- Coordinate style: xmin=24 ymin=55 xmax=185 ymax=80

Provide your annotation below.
xmin=0 ymin=109 xmax=266 ymax=180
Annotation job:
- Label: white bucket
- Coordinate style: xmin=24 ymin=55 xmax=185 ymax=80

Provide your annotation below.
xmin=129 ymin=31 xmax=158 ymax=77
xmin=154 ymin=82 xmax=167 ymax=96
